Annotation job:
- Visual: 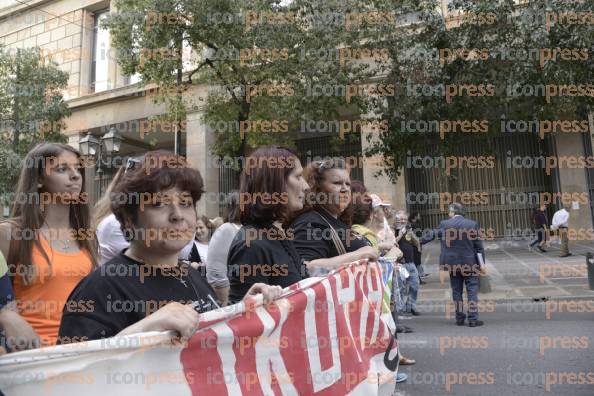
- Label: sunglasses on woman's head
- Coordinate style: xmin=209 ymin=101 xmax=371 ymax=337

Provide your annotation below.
xmin=124 ymin=157 xmax=141 ymax=174
xmin=314 ymin=158 xmax=346 ymax=170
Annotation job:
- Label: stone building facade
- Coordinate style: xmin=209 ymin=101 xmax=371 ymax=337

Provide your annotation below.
xmin=1 ymin=0 xmax=592 ymax=235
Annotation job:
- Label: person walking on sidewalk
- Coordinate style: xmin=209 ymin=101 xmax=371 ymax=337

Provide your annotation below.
xmin=438 ymin=203 xmax=485 ymax=327
xmin=551 ymin=204 xmax=572 ymax=257
xmin=529 ymin=204 xmax=548 ymax=253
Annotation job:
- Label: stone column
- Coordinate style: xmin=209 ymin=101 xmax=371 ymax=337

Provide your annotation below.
xmin=360 ymin=124 xmax=406 ymax=210
xmin=554 ymin=133 xmax=593 ymax=231
xmin=186 ymin=111 xmax=219 ymax=217
xmin=79 ymin=9 xmax=95 ymax=96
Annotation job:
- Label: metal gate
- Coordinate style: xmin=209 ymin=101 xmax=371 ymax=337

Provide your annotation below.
xmin=294 ymin=135 xmax=364 ymax=183
xmin=218 ymin=166 xmax=240 ymax=216
xmin=405 ymin=133 xmax=556 ymax=237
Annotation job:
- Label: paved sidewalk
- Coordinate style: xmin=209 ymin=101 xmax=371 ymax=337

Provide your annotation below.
xmin=416 ymin=239 xmax=594 ymax=303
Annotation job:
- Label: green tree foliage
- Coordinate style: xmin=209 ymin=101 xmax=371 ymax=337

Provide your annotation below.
xmin=0 ymin=46 xmax=70 ymax=197
xmin=365 ymin=0 xmax=594 ymax=181
xmin=104 ymin=0 xmax=379 ymax=160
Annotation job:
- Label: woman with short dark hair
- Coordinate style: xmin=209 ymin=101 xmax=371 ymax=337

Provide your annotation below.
xmin=227 ymin=146 xmax=310 ymax=303
xmin=94 ymin=159 xmax=195 ymax=266
xmin=59 ymin=150 xmax=280 ymax=342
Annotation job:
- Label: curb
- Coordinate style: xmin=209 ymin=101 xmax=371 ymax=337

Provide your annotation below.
xmin=416 ymin=293 xmax=594 ymax=306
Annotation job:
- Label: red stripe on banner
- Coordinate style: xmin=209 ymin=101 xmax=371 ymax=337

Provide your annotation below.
xmin=269 ymin=366 xmax=283 ymax=395
xmin=227 ymin=312 xmax=265 ymax=395
xmin=314 ymin=281 xmax=333 ymax=372
xmin=180 ymin=328 xmax=227 ymax=395
xmin=326 ymin=273 xmax=370 ymax=395
xmin=179 ymin=262 xmax=396 ymax=395
xmin=278 ymin=289 xmax=310 ymax=393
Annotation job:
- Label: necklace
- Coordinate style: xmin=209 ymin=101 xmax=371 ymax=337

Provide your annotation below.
xmin=53 ymin=237 xmax=72 ymax=250
xmin=123 ymin=250 xmax=218 ymax=313
xmin=40 ymin=227 xmax=73 ymax=252
xmin=177 ymin=271 xmax=188 ymax=288
xmin=125 ymin=250 xmax=189 ymax=287
xmin=57 ymin=234 xmax=72 ymax=250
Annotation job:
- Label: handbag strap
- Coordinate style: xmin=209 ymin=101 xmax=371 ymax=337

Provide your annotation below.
xmin=315 ymin=211 xmax=347 ymax=256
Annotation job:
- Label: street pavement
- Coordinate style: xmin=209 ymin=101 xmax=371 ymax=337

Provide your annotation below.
xmin=392 ymin=239 xmax=594 ymax=395
xmin=395 ymin=303 xmax=594 ymax=395
xmin=417 ymin=239 xmax=594 ymax=302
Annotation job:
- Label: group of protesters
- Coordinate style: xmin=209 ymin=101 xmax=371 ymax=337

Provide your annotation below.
xmin=0 ymin=142 xmax=431 ymax=385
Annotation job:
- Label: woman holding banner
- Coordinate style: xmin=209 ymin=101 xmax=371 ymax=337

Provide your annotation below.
xmin=0 ymin=143 xmax=97 ymax=350
xmin=227 ymin=146 xmax=310 ymax=303
xmin=290 ymin=158 xmax=378 ymax=276
xmin=352 ymin=193 xmax=403 ymax=257
xmin=93 ymin=160 xmax=195 ymax=266
xmin=351 ymin=192 xmax=416 ymax=371
xmin=58 ymin=150 xmax=281 ymax=343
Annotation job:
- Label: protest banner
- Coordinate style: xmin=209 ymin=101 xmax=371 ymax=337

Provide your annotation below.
xmin=0 ymin=259 xmax=398 ymax=395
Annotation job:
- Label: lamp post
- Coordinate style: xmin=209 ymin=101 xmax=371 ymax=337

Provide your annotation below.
xmin=80 ymin=127 xmax=122 ymax=198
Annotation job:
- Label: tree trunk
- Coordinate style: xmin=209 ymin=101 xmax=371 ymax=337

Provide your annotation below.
xmin=174 ymin=36 xmax=183 ymax=155
xmin=12 ymin=49 xmax=20 ymax=149
xmin=238 ymin=100 xmax=251 ymax=157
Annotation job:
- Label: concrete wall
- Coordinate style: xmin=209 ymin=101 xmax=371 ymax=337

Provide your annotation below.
xmin=360 ymin=125 xmax=407 ymax=212
xmin=0 ymin=0 xmax=107 ymax=100
xmin=555 ymin=133 xmax=593 ymax=231
xmin=65 ymin=86 xmax=168 ymax=134
xmin=186 ymin=110 xmax=219 ymax=218
xmin=1 ymin=0 xmax=590 ymax=228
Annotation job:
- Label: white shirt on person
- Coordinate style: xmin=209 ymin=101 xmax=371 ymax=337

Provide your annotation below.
xmin=96 ymin=214 xmax=128 ymax=266
xmin=96 ymin=213 xmax=195 ymax=265
xmin=193 ymin=241 xmax=209 ymax=264
xmin=551 ymin=208 xmax=569 ymax=230
xmin=206 ymin=222 xmax=240 ymax=289
xmin=378 ymin=218 xmax=396 ymax=244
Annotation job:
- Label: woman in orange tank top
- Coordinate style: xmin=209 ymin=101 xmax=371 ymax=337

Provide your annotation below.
xmin=0 ymin=143 xmax=96 ymax=351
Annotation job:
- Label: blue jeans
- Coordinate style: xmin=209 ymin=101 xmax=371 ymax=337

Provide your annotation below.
xmin=398 ymin=262 xmax=419 ymax=312
xmin=450 ymin=272 xmax=479 ymax=321
xmin=530 ymin=228 xmax=545 ymax=247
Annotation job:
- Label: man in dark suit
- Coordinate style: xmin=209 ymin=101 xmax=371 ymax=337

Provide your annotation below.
xmin=438 ymin=203 xmax=485 ymax=327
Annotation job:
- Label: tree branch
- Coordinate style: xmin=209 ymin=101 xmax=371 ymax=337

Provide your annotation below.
xmin=205 ymin=58 xmax=241 ymax=105
xmin=185 ymin=61 xmax=209 ymax=85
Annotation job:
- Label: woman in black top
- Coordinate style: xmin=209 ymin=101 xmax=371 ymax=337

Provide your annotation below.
xmin=290 ymin=158 xmax=377 ymax=275
xmin=227 ymin=146 xmax=310 ymax=303
xmin=59 ymin=150 xmax=281 ymax=343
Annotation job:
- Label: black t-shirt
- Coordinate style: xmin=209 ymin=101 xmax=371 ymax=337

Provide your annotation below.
xmin=410 ymin=222 xmax=423 ymax=266
xmin=58 ymin=253 xmax=218 ymax=343
xmin=290 ymin=208 xmax=368 ymax=262
xmin=395 ymin=227 xmax=416 ymax=264
xmin=227 ymin=224 xmax=308 ymax=304
xmin=532 ymin=210 xmax=547 ymax=228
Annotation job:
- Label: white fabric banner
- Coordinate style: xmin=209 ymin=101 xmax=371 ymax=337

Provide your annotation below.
xmin=0 ymin=260 xmax=399 ymax=395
